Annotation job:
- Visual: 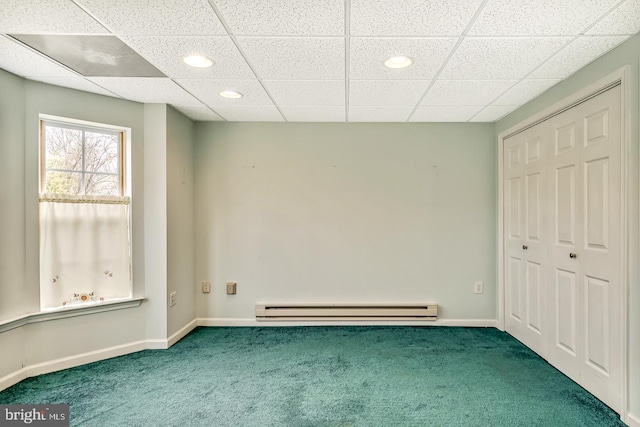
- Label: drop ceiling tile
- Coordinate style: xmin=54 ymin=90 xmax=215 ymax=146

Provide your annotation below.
xmin=120 ymin=36 xmax=254 ymax=79
xmin=421 ymin=80 xmax=518 ymax=106
xmin=213 ymin=105 xmax=284 ymax=121
xmin=492 ymin=79 xmax=560 ymax=105
xmin=87 ymin=77 xmax=201 ymax=104
xmin=281 ymin=106 xmax=345 ymax=122
xmin=349 ymin=80 xmax=430 ymax=106
xmin=29 ymin=77 xmax=118 ymax=97
xmin=350 ymin=0 xmax=483 ymax=36
xmin=176 ymin=79 xmax=272 ymax=106
xmin=530 ymin=36 xmax=629 ymax=79
xmin=587 ymin=0 xmax=640 ymax=35
xmin=0 ymin=0 xmax=107 ymax=34
xmin=237 ymin=37 xmax=344 ymax=80
xmin=76 ymin=0 xmax=225 ymax=35
xmin=348 ymin=106 xmax=413 ymax=122
xmin=470 ymin=105 xmax=517 ymax=122
xmin=410 ymin=106 xmax=483 ymax=122
xmin=172 ymin=105 xmax=223 ymax=121
xmin=263 ymin=80 xmax=344 ymax=107
xmin=0 ymin=36 xmax=78 ymax=78
xmin=440 ymin=37 xmax=571 ymax=79
xmin=469 ymin=0 xmax=621 ymax=35
xmin=350 ymin=38 xmax=457 ymax=80
xmin=213 ymin=0 xmax=344 ymax=35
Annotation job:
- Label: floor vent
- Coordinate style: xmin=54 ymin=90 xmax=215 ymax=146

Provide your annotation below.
xmin=255 ymin=303 xmax=438 ymax=321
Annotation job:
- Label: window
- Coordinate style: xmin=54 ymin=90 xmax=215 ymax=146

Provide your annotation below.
xmin=39 ymin=117 xmax=131 ymax=310
xmin=42 ymin=121 xmax=123 ymax=197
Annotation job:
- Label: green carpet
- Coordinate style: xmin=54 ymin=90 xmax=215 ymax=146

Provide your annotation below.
xmin=0 ymin=327 xmax=625 ymax=426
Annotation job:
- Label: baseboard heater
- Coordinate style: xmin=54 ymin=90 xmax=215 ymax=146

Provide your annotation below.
xmin=255 ymin=303 xmax=438 ymax=321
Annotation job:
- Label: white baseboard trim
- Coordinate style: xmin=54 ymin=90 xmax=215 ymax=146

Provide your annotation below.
xmin=0 ymin=319 xmax=200 ymax=392
xmin=28 ymin=340 xmax=149 ymax=377
xmin=0 ymin=340 xmax=148 ymax=392
xmin=146 ymin=319 xmax=198 ymax=350
xmin=147 ymin=319 xmax=199 ymax=349
xmin=626 ymin=412 xmax=640 ymax=427
xmin=145 ymin=339 xmax=169 ymax=350
xmin=168 ymin=319 xmax=198 ymax=348
xmin=0 ymin=368 xmax=28 ymax=394
xmin=197 ymin=318 xmax=499 ymax=328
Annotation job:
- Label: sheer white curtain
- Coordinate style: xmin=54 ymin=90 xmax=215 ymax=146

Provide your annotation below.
xmin=39 ymin=193 xmax=131 ymax=309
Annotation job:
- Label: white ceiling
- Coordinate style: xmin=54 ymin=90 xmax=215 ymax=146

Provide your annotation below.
xmin=0 ymin=0 xmax=637 ymax=123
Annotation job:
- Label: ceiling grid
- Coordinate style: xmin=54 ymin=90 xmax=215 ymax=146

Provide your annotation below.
xmin=0 ymin=0 xmax=637 ymax=122
xmin=407 ymin=0 xmax=490 ymax=122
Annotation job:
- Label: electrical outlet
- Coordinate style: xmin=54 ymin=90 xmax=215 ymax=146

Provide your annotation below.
xmin=226 ymin=282 xmax=237 ymax=295
xmin=202 ymin=281 xmax=211 ymax=293
xmin=474 ymin=282 xmax=484 ymax=294
xmin=169 ymin=291 xmax=177 ymax=307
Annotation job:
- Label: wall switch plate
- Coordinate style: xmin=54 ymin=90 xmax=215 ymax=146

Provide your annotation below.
xmin=474 ymin=282 xmax=484 ymax=294
xmin=226 ymin=282 xmax=237 ymax=295
xmin=202 ymin=281 xmax=211 ymax=293
xmin=169 ymin=291 xmax=177 ymax=307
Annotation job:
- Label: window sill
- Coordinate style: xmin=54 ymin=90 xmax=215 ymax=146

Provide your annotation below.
xmin=0 ymin=297 xmax=145 ymax=334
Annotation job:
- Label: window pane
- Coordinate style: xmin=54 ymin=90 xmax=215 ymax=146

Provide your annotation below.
xmin=45 ymin=171 xmax=82 ymax=195
xmin=85 ymin=131 xmax=119 ymax=174
xmin=45 ymin=126 xmax=83 ymax=171
xmin=85 ymin=173 xmax=119 ymax=196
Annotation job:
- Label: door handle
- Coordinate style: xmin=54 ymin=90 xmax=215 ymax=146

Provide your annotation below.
xmin=569 ymin=253 xmax=577 ymax=259
xmin=522 ymin=245 xmax=528 ymax=250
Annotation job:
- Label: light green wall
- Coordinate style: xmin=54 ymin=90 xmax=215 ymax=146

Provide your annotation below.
xmin=143 ymin=104 xmax=198 ymax=339
xmin=0 ymin=70 xmax=149 ymax=378
xmin=194 ymin=122 xmax=497 ymax=321
xmin=0 ymin=69 xmax=27 ymax=320
xmin=0 ymin=72 xmax=200 ymax=380
xmin=167 ymin=106 xmax=196 ymax=336
xmin=144 ymin=104 xmax=169 ymax=339
xmin=496 ymin=33 xmax=640 ymax=421
xmin=0 ymin=69 xmax=27 ymax=378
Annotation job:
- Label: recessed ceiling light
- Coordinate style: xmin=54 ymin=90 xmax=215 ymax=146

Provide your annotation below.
xmin=219 ymin=90 xmax=243 ymax=99
xmin=183 ymin=55 xmax=213 ymax=68
xmin=384 ymin=55 xmax=413 ymax=69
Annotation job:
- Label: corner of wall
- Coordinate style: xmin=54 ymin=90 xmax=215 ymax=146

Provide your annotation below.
xmin=166 ymin=107 xmax=197 ymax=337
xmin=143 ymin=104 xmax=169 ymax=340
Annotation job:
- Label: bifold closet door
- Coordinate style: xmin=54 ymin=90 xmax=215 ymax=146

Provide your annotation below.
xmin=546 ymin=85 xmax=622 ymax=412
xmin=505 ymin=123 xmax=549 ymax=357
xmin=504 ymin=84 xmax=622 ymax=414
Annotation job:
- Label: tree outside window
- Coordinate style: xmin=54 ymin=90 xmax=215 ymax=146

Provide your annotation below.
xmin=42 ymin=122 xmax=123 ymax=196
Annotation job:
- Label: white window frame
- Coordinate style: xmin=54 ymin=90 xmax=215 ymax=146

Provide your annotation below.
xmin=39 ymin=115 xmax=130 ymax=197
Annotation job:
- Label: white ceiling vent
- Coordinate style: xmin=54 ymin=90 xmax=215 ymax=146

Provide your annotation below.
xmin=9 ymin=34 xmax=165 ymax=77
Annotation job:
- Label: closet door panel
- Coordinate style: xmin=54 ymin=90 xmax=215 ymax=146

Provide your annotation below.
xmin=584 ymin=158 xmax=609 ymax=251
xmin=555 ymin=268 xmax=577 ymax=356
xmin=505 ymin=136 xmax=525 ymax=333
xmin=505 ymin=125 xmax=548 ymax=355
xmin=584 ymin=275 xmax=610 ymax=375
xmin=508 ymin=256 xmax=523 ymax=321
xmin=526 ymin=261 xmax=542 ymax=333
xmin=547 ymin=112 xmax=583 ymax=382
xmin=555 ymin=165 xmax=576 ymax=246
xmin=508 ymin=177 xmax=522 ymax=240
xmin=575 ymin=86 xmax=622 ymax=413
